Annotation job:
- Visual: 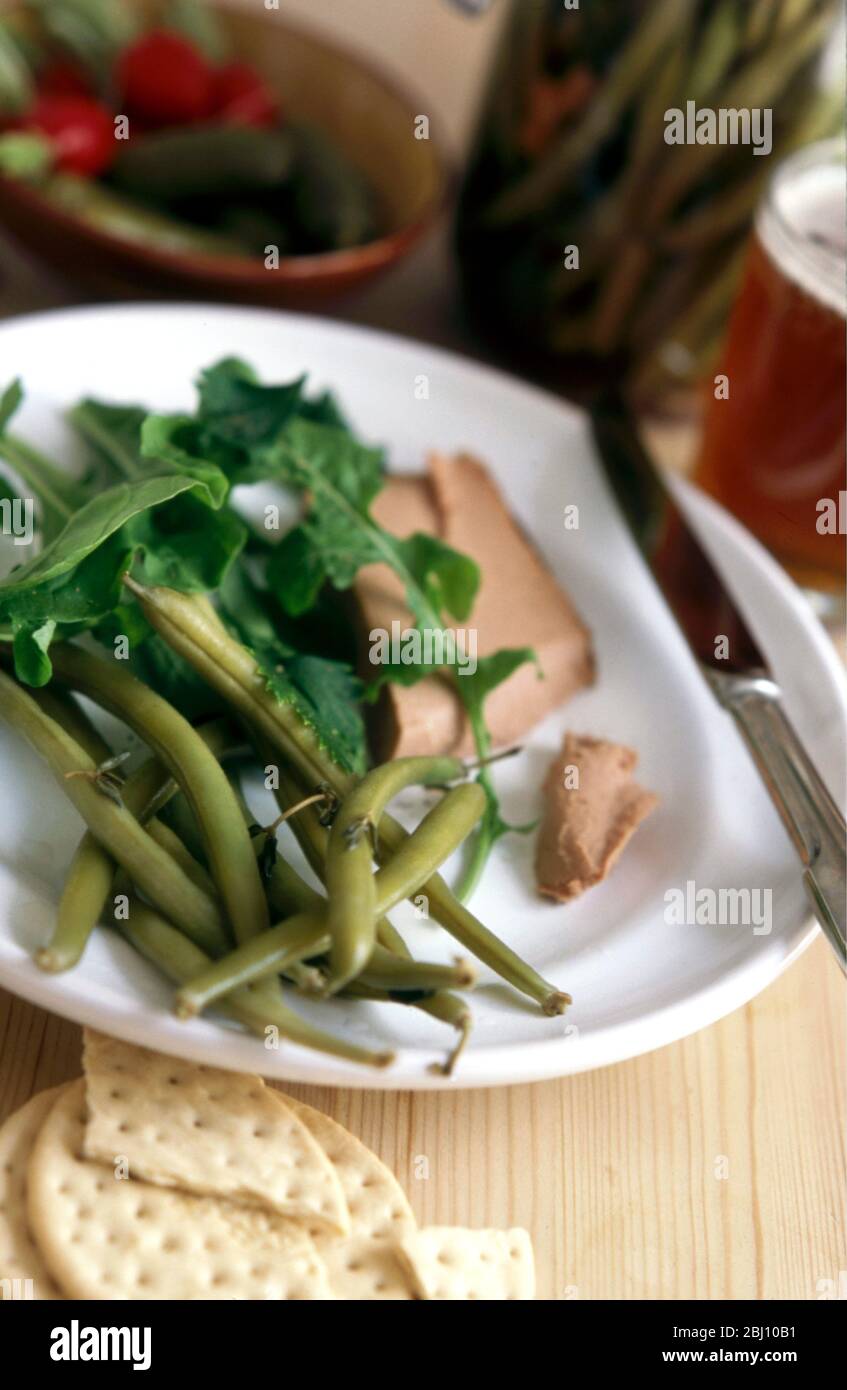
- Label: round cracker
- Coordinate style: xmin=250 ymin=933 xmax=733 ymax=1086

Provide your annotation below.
xmin=319 ymin=1235 xmax=420 ymax=1300
xmin=284 ymin=1096 xmax=416 ymax=1240
xmin=82 ymin=1031 xmax=349 ymax=1235
xmin=0 ymin=1086 xmax=66 ymax=1301
xmin=282 ymin=1095 xmax=418 ymax=1299
xmin=27 ymin=1081 xmax=333 ymax=1300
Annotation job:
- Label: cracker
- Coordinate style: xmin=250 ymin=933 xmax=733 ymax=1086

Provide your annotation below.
xmin=284 ymin=1095 xmax=415 ymax=1240
xmin=27 ymin=1080 xmax=334 ymax=1300
xmin=319 ymin=1235 xmax=417 ymax=1300
xmin=0 ymin=1086 xmax=66 ymax=1301
xmin=397 ymin=1227 xmax=535 ymax=1300
xmin=283 ymin=1095 xmax=418 ymax=1300
xmin=82 ymin=1031 xmax=349 ymax=1235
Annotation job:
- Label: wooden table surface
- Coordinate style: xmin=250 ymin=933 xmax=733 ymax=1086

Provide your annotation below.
xmin=2 ymin=930 xmax=843 ymax=1301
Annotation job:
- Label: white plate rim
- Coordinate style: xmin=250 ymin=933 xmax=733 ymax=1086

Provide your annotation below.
xmin=0 ymin=301 xmax=843 ymax=1089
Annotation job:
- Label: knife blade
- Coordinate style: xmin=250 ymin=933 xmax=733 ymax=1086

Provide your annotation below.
xmin=590 ymin=390 xmax=846 ymax=971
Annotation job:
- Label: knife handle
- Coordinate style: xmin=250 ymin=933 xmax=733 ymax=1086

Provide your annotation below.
xmin=706 ymin=670 xmax=846 ymax=972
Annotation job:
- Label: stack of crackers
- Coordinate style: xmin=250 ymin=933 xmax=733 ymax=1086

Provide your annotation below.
xmin=0 ymin=1030 xmax=534 ymax=1300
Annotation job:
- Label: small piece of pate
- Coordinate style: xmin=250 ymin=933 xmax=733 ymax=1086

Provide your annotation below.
xmin=536 ymin=733 xmax=659 ymax=902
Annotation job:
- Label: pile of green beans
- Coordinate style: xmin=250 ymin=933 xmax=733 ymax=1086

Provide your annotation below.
xmin=38 ymin=718 xmax=236 ymax=973
xmin=115 ymin=898 xmax=394 ymax=1070
xmin=253 ymin=771 xmax=478 ymax=1073
xmin=0 ymin=581 xmax=571 ymax=1072
xmin=0 ymin=669 xmax=230 ymax=958
xmin=48 ymin=644 xmax=270 ymax=949
xmin=1 ymin=674 xmax=401 ymax=1065
xmin=324 ymin=754 xmax=468 ymax=994
xmin=126 ymin=579 xmax=571 ymax=1017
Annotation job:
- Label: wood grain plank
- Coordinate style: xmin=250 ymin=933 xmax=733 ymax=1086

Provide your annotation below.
xmin=2 ymin=934 xmax=841 ymax=1300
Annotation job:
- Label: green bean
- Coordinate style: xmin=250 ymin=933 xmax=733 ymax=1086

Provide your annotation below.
xmin=746 ymin=0 xmax=781 ymax=47
xmin=30 ymin=687 xmax=111 ymax=764
xmin=416 ymin=988 xmax=471 ymax=1029
xmin=115 ymin=903 xmax=393 ymax=1068
xmin=773 ymin=0 xmax=821 ymax=39
xmin=240 ymin=794 xmax=415 ymax=984
xmin=288 ymin=123 xmax=376 ymax=252
xmin=28 ymin=689 xmax=115 ymax=971
xmin=420 ymin=994 xmax=472 ymax=1076
xmin=124 ymin=579 xmax=342 ymax=793
xmin=126 ymin=719 xmax=239 ymax=822
xmin=146 ymin=819 xmax=217 ymax=896
xmin=0 ymin=669 xmax=230 ymax=957
xmin=230 ymin=779 xmax=322 ymax=914
xmin=48 ymin=643 xmax=269 ymax=946
xmin=631 ymin=243 xmax=748 ymax=399
xmin=175 ymin=912 xmax=329 ymax=1017
xmin=224 ymin=781 xmax=477 ymax=1069
xmin=160 ymin=789 xmax=209 ymax=865
xmin=232 ymin=786 xmax=337 ymax=996
xmin=229 ymin=787 xmax=329 ymax=992
xmin=42 ymin=173 xmax=248 ymax=257
xmin=216 ymin=780 xmax=478 ymax=1064
xmin=277 ymin=762 xmax=566 ymax=1013
xmin=371 ymin=783 xmax=486 ymax=914
xmin=377 ymin=814 xmax=571 ymax=1015
xmin=128 ymin=580 xmax=570 ymax=1013
xmin=271 ymin=760 xmax=412 ymax=960
xmin=343 ymin=981 xmax=472 ymax=1076
xmin=38 ymin=833 xmax=117 ymax=974
xmin=267 ymin=778 xmax=486 ymax=928
xmin=356 ymin=947 xmax=476 ymax=994
xmin=274 ymin=756 xmax=567 ymax=1011
xmin=179 ymin=777 xmax=480 ymax=1015
xmin=178 ymin=919 xmax=476 ymax=1017
xmin=45 ymin=817 xmax=161 ymax=975
xmin=38 ymin=717 xmax=235 ymax=972
xmin=273 ymin=746 xmax=569 ymax=1015
xmin=273 ymin=764 xmax=482 ymax=952
xmin=376 ymin=916 xmax=411 ymax=958
xmin=264 ymin=842 xmax=325 ymax=919
xmin=325 ymin=755 xmax=463 ymax=995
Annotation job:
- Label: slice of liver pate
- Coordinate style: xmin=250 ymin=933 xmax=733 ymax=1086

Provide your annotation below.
xmin=353 ymin=453 xmax=595 ymax=759
xmin=535 ymin=733 xmax=659 ymax=902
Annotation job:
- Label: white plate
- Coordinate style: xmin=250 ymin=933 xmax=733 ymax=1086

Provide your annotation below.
xmin=0 ymin=304 xmax=844 ymax=1089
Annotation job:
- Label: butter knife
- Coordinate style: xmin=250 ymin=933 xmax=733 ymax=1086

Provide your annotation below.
xmin=591 ymin=391 xmax=846 ymax=972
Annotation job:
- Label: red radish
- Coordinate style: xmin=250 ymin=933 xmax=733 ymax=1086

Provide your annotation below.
xmin=25 ymin=95 xmax=115 ymax=176
xmin=116 ymin=30 xmax=214 ymax=126
xmin=213 ymin=62 xmax=278 ymax=127
xmin=37 ymin=60 xmax=92 ymax=99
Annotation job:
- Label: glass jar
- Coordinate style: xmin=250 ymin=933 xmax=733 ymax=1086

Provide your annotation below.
xmin=455 ymin=0 xmax=841 ymax=406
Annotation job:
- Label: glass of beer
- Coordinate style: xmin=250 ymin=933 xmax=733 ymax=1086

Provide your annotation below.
xmin=696 ymin=139 xmax=846 ymax=616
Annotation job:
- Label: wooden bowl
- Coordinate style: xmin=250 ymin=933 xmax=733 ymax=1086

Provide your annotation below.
xmin=0 ymin=4 xmax=447 ymax=305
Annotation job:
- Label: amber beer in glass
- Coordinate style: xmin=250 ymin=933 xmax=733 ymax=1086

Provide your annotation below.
xmin=697 ymin=141 xmax=845 ymax=607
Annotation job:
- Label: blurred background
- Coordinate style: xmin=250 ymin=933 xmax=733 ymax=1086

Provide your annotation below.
xmin=0 ymin=0 xmax=844 ymax=606
xmin=0 ymin=0 xmax=506 ymax=334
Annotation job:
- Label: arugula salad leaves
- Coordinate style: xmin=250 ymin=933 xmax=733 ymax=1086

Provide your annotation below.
xmin=0 ymin=358 xmax=536 ymax=892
